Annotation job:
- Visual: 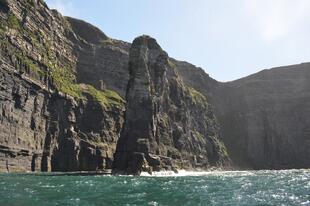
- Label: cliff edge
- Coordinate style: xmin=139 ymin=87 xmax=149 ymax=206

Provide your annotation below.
xmin=0 ymin=0 xmax=229 ymax=173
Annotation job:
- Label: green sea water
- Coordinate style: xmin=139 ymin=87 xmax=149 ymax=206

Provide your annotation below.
xmin=0 ymin=170 xmax=309 ymax=206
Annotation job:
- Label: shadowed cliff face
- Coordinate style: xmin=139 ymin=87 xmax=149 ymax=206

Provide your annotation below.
xmin=113 ymin=36 xmax=229 ymax=175
xmin=177 ymin=61 xmax=310 ymax=170
xmin=210 ymin=64 xmax=310 ymax=169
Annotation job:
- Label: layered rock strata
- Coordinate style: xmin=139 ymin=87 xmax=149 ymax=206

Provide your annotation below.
xmin=0 ymin=0 xmax=228 ymax=173
xmin=0 ymin=0 xmax=126 ymax=172
xmin=176 ymin=60 xmax=310 ymax=169
xmin=112 ymin=36 xmax=229 ymax=175
xmin=1 ymin=0 xmax=308 ymax=173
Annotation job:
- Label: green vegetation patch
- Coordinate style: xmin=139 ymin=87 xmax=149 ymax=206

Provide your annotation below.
xmin=167 ymin=146 xmax=182 ymax=159
xmin=83 ymin=85 xmax=125 ymax=107
xmin=186 ymin=85 xmax=207 ymax=104
xmin=44 ymin=39 xmax=55 ymax=59
xmin=193 ymin=130 xmax=204 ymax=140
xmin=4 ymin=14 xmax=48 ymax=76
xmin=22 ymin=57 xmax=44 ymax=76
xmin=7 ymin=14 xmax=22 ymax=31
xmin=2 ymin=12 xmax=124 ymax=109
xmin=0 ymin=23 xmax=6 ymax=37
xmin=15 ymin=52 xmax=45 ymax=76
xmin=50 ymin=66 xmax=124 ymax=107
xmin=50 ymin=66 xmax=84 ymax=99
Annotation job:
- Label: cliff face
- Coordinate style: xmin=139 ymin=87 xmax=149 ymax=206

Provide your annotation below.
xmin=176 ymin=60 xmax=310 ymax=170
xmin=210 ymin=64 xmax=310 ymax=169
xmin=0 ymin=63 xmax=124 ymax=172
xmin=66 ymin=17 xmax=130 ymax=97
xmin=112 ymin=36 xmax=229 ymax=175
xmin=1 ymin=0 xmax=309 ymax=173
xmin=0 ymin=0 xmax=229 ymax=173
xmin=0 ymin=0 xmax=126 ymax=172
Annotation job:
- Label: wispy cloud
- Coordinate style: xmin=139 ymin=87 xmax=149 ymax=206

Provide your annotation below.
xmin=243 ymin=0 xmax=310 ymax=41
xmin=46 ymin=0 xmax=78 ymax=17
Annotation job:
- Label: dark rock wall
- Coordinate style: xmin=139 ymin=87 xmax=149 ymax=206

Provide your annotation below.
xmin=0 ymin=58 xmax=125 ymax=172
xmin=1 ymin=0 xmax=309 ymax=173
xmin=113 ymin=36 xmax=229 ymax=175
xmin=66 ymin=17 xmax=130 ymax=97
xmin=0 ymin=0 xmax=125 ymax=172
xmin=176 ymin=60 xmax=310 ymax=170
xmin=211 ymin=64 xmax=310 ymax=169
xmin=47 ymin=94 xmax=124 ymax=172
xmin=0 ymin=64 xmax=49 ymax=172
xmin=0 ymin=0 xmax=227 ymax=173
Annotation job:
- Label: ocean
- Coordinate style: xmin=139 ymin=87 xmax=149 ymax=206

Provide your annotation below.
xmin=0 ymin=170 xmax=309 ymax=206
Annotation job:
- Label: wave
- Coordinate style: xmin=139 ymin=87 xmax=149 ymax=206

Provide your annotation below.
xmin=140 ymin=170 xmax=245 ymax=177
xmin=141 ymin=169 xmax=310 ymax=177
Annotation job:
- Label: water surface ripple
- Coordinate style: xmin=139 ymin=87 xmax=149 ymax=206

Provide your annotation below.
xmin=0 ymin=170 xmax=309 ymax=206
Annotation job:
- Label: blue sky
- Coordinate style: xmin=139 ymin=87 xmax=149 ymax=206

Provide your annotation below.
xmin=46 ymin=0 xmax=310 ymax=82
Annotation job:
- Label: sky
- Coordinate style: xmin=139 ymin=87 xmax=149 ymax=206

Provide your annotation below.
xmin=45 ymin=0 xmax=310 ymax=82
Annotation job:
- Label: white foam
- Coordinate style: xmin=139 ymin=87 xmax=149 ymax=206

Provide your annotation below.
xmin=141 ymin=169 xmax=310 ymax=177
xmin=141 ymin=170 xmax=238 ymax=177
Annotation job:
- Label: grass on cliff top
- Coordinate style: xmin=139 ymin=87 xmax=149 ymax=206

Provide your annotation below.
xmin=186 ymin=85 xmax=207 ymax=105
xmin=50 ymin=67 xmax=124 ymax=107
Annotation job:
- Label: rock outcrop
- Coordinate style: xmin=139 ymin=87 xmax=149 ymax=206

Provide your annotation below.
xmin=112 ymin=36 xmax=229 ymax=175
xmin=0 ymin=0 xmax=229 ymax=173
